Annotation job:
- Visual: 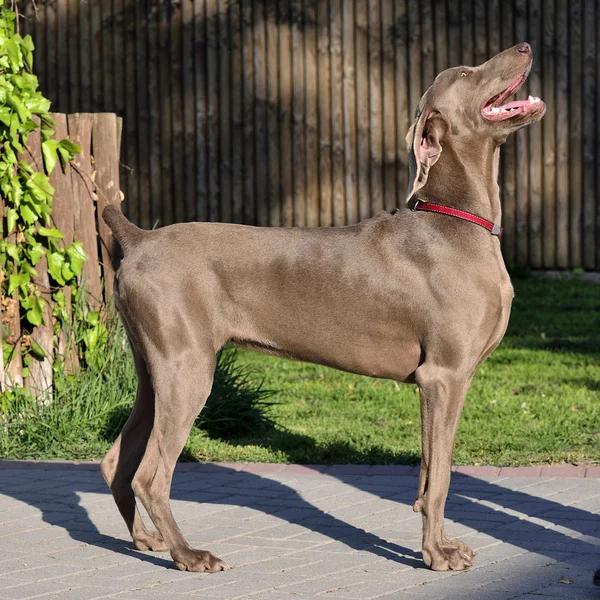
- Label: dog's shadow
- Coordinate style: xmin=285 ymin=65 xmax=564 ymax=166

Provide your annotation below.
xmin=0 ymin=438 xmax=598 ymax=576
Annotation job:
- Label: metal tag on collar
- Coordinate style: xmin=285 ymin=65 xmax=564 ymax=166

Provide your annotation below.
xmin=491 ymin=223 xmax=502 ymax=236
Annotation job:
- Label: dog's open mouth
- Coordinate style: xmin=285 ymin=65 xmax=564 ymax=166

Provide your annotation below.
xmin=482 ymin=72 xmax=544 ymax=121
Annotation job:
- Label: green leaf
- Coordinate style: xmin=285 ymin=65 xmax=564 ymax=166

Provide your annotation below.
xmin=6 ymin=208 xmax=16 ymax=234
xmin=26 ymin=171 xmax=54 ymax=201
xmin=19 ymin=203 xmax=37 ymax=225
xmin=66 ymin=241 xmax=87 ymax=274
xmin=26 ymin=242 xmax=44 ymax=265
xmin=5 ymin=242 xmax=19 ymax=260
xmin=6 ymin=93 xmax=29 ymax=122
xmin=47 ymin=250 xmax=66 ymax=285
xmin=61 ymin=261 xmax=74 ymax=282
xmin=52 ymin=289 xmax=66 ymax=309
xmin=41 ymin=139 xmax=59 ymax=174
xmin=0 ymin=105 xmax=11 ymax=126
xmin=37 ymin=226 xmax=64 ymax=239
xmin=86 ymin=311 xmax=100 ymax=327
xmin=26 ymin=304 xmax=43 ymax=326
xmin=8 ymin=272 xmax=29 ymax=295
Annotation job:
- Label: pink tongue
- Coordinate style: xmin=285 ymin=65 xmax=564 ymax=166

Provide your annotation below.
xmin=501 ymin=99 xmax=529 ymax=110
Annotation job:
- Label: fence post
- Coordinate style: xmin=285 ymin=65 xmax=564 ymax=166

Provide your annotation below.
xmin=21 ymin=120 xmax=54 ymax=399
xmin=93 ymin=113 xmax=122 ymax=302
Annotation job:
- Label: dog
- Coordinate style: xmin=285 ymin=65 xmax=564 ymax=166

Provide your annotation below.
xmin=101 ymin=42 xmax=545 ymax=572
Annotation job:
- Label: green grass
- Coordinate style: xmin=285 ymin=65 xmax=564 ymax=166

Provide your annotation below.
xmin=2 ymin=273 xmax=599 ymax=466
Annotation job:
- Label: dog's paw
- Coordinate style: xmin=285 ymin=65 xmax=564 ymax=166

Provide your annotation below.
xmin=422 ymin=539 xmax=474 ymax=571
xmin=173 ymin=549 xmax=231 ymax=573
xmin=133 ymin=530 xmax=168 ymax=552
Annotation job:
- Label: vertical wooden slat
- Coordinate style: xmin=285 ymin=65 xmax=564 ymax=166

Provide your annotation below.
xmin=1 ymin=183 xmax=22 ymax=388
xmin=555 ymin=0 xmax=570 ymax=268
xmin=330 ymin=0 xmax=345 ymax=224
xmin=447 ymin=0 xmax=460 ymax=67
xmin=395 ymin=0 xmax=409 ymax=204
xmin=355 ymin=0 xmax=369 ymax=220
xmin=243 ymin=0 xmax=256 ymax=224
xmin=79 ymin=0 xmax=91 ymax=112
xmin=158 ymin=1 xmax=172 ymax=225
xmin=420 ymin=0 xmax=434 ymax=86
xmin=381 ymin=0 xmax=396 ymax=212
xmin=582 ymin=0 xmax=596 ymax=269
xmin=101 ymin=0 xmax=113 ymax=110
xmin=528 ymin=0 xmax=543 ymax=268
xmin=569 ymin=0 xmax=583 ymax=267
xmin=487 ymin=0 xmax=500 ymax=58
xmin=32 ymin=0 xmax=47 ymax=100
xmin=183 ymin=0 xmax=197 ymax=223
xmin=515 ymin=0 xmax=529 ymax=266
xmin=67 ymin=0 xmax=80 ymax=111
xmin=93 ymin=114 xmax=121 ymax=301
xmin=219 ymin=0 xmax=233 ymax=223
xmin=123 ymin=2 xmax=138 ymax=223
xmin=69 ymin=114 xmax=102 ymax=306
xmin=136 ymin=0 xmax=151 ymax=229
xmin=266 ymin=2 xmax=280 ymax=226
xmin=148 ymin=0 xmax=163 ymax=226
xmin=90 ymin=0 xmax=103 ymax=109
xmin=291 ymin=0 xmax=306 ymax=226
xmin=596 ymin=1 xmax=600 ymax=268
xmin=45 ymin=0 xmax=57 ymax=107
xmin=407 ymin=0 xmax=421 ymax=115
xmin=231 ymin=0 xmax=244 ymax=224
xmin=368 ymin=0 xmax=383 ymax=214
xmin=542 ymin=0 xmax=556 ymax=268
xmin=207 ymin=0 xmax=221 ymax=222
xmin=278 ymin=0 xmax=293 ymax=227
xmin=23 ymin=125 xmax=53 ymax=399
xmin=342 ymin=0 xmax=357 ymax=224
xmin=49 ymin=114 xmax=77 ymax=371
xmin=57 ymin=0 xmax=69 ymax=112
xmin=473 ymin=0 xmax=487 ymax=65
xmin=460 ymin=0 xmax=473 ymax=66
xmin=113 ymin=0 xmax=125 ymax=212
xmin=500 ymin=0 xmax=516 ymax=265
xmin=317 ymin=0 xmax=332 ymax=226
xmin=433 ymin=0 xmax=447 ymax=74
xmin=304 ymin=0 xmax=319 ymax=227
xmin=254 ymin=0 xmax=268 ymax=226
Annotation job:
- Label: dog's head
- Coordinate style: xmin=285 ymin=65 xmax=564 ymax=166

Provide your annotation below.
xmin=406 ymin=43 xmax=545 ymax=201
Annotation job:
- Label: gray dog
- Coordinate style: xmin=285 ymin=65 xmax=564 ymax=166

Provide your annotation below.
xmin=101 ymin=43 xmax=545 ymax=573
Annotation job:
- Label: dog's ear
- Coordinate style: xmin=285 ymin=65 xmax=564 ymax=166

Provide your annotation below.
xmin=405 ymin=108 xmax=446 ymax=202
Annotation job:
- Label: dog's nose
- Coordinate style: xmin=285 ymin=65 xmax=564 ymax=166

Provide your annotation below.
xmin=516 ymin=42 xmax=531 ymax=55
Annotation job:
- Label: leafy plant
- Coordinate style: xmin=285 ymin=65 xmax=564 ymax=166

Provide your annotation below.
xmin=0 ymin=6 xmax=84 ymax=384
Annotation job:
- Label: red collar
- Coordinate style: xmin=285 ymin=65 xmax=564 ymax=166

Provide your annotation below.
xmin=410 ymin=198 xmax=502 ymax=236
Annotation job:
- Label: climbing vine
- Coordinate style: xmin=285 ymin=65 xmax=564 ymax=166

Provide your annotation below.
xmin=0 ymin=6 xmax=87 ymax=383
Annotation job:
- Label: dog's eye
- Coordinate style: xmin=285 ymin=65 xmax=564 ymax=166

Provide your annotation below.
xmin=460 ymin=70 xmax=469 ymax=77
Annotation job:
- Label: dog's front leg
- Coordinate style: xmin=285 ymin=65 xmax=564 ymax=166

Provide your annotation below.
xmin=414 ymin=366 xmax=475 ymax=571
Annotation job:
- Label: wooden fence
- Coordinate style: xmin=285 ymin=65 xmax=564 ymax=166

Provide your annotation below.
xmin=19 ymin=0 xmax=600 ymax=270
xmin=0 ymin=113 xmax=122 ymax=395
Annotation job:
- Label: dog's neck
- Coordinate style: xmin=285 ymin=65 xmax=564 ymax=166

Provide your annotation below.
xmin=417 ymin=138 xmax=502 ymax=225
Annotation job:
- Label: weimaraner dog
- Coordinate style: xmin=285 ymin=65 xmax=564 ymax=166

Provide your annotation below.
xmin=101 ymin=43 xmax=544 ymax=573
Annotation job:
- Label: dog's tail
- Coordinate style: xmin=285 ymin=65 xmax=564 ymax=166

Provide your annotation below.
xmin=102 ymin=205 xmax=145 ymax=271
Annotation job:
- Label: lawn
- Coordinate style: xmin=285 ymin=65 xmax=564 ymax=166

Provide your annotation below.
xmin=191 ymin=272 xmax=600 ymax=466
xmin=2 ymin=273 xmax=599 ymax=466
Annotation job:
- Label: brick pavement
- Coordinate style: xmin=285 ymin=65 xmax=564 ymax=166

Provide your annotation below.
xmin=0 ymin=461 xmax=598 ymax=599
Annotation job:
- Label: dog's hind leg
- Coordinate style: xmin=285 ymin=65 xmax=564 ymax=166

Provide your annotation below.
xmin=414 ymin=364 xmax=475 ymax=571
xmin=100 ymin=347 xmax=167 ymax=552
xmin=131 ymin=346 xmax=230 ymax=573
